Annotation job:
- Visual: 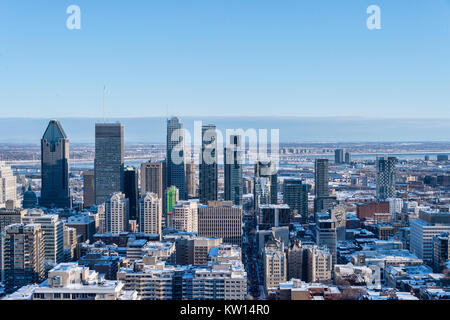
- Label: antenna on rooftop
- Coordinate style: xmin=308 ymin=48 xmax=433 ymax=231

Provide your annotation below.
xmin=103 ymin=86 xmax=106 ymax=123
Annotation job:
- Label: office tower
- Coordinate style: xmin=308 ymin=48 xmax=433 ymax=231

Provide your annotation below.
xmin=165 ymin=186 xmax=179 ymax=228
xmin=166 ymin=117 xmax=187 ymax=200
xmin=316 ymin=219 xmax=337 ymax=265
xmin=283 ymin=179 xmax=308 ymax=223
xmin=254 ymin=177 xmax=271 ymax=211
xmin=259 ymin=204 xmax=291 ymax=230
xmin=199 ymin=124 xmax=218 ymax=204
xmin=437 ymin=154 xmax=449 ymax=162
xmin=22 ymin=185 xmax=38 ymax=209
xmin=334 ymin=149 xmax=344 ymax=164
xmin=0 ymin=207 xmax=26 ymax=233
xmin=315 ymin=158 xmax=329 ymax=199
xmin=254 ymin=160 xmax=278 ymax=205
xmin=39 ymin=120 xmax=71 ymax=208
xmin=2 ymin=224 xmax=45 ymax=293
xmin=174 ymin=237 xmax=222 ymax=266
xmin=185 ymin=161 xmax=197 ymax=198
xmin=82 ymin=171 xmax=95 ymax=208
xmin=198 ymin=201 xmax=243 ymax=246
xmin=263 ymin=236 xmax=287 ymax=292
xmin=140 ymin=161 xmax=164 ymax=199
xmin=224 ymin=135 xmax=243 ymax=206
xmin=95 ymin=123 xmax=124 ymax=205
xmin=124 ymin=166 xmax=139 ymax=221
xmin=65 ymin=214 xmax=96 ymax=243
xmin=96 ymin=203 xmax=106 ymax=234
xmin=287 ymin=241 xmax=304 ymax=280
xmin=410 ymin=210 xmax=450 ymax=263
xmin=432 ymin=233 xmax=450 ymax=273
xmin=344 ymin=151 xmax=351 ymax=164
xmin=376 ymin=156 xmax=397 ymax=201
xmin=330 ymin=205 xmax=346 ymax=241
xmin=314 ymin=159 xmax=336 ymax=213
xmin=139 ymin=192 xmax=162 ymax=235
xmin=23 ymin=210 xmax=64 ymax=265
xmin=63 ymin=226 xmax=78 ymax=261
xmin=306 ymin=245 xmax=333 ymax=283
xmin=105 ymin=192 xmax=129 ymax=235
xmin=0 ymin=162 xmax=16 ymax=208
xmin=172 ymin=200 xmax=198 ymax=233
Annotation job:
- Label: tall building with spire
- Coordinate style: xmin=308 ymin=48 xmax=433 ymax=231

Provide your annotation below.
xmin=94 ymin=123 xmax=124 ymax=205
xmin=39 ymin=120 xmax=71 ymax=208
xmin=166 ymin=117 xmax=187 ymax=200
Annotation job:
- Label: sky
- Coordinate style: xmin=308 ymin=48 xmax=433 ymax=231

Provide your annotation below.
xmin=0 ymin=0 xmax=449 ymax=118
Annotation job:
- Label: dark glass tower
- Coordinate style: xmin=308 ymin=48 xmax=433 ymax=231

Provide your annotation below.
xmin=314 ymin=158 xmax=336 ymax=213
xmin=315 ymin=159 xmax=329 ymax=199
xmin=224 ymin=134 xmax=243 ymax=205
xmin=254 ymin=160 xmax=277 ymax=205
xmin=94 ymin=123 xmax=124 ymax=204
xmin=166 ymin=117 xmax=187 ymax=200
xmin=199 ymin=124 xmax=218 ymax=204
xmin=283 ymin=179 xmax=308 ymax=223
xmin=39 ymin=120 xmax=71 ymax=208
xmin=124 ymin=166 xmax=139 ymax=221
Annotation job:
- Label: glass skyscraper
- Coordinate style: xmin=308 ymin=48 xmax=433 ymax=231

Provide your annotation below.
xmin=199 ymin=124 xmax=218 ymax=204
xmin=166 ymin=117 xmax=187 ymax=200
xmin=39 ymin=120 xmax=71 ymax=208
xmin=94 ymin=123 xmax=124 ymax=205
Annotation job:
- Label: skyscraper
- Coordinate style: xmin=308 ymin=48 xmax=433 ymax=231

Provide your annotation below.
xmin=172 ymin=200 xmax=198 ymax=233
xmin=39 ymin=120 xmax=71 ymax=208
xmin=283 ymin=179 xmax=308 ymax=223
xmin=105 ymin=192 xmax=129 ymax=235
xmin=315 ymin=159 xmax=329 ymax=199
xmin=165 ymin=186 xmax=179 ymax=228
xmin=22 ymin=210 xmax=64 ymax=265
xmin=185 ymin=161 xmax=197 ymax=198
xmin=334 ymin=149 xmax=344 ymax=164
xmin=376 ymin=156 xmax=397 ymax=201
xmin=316 ymin=219 xmax=337 ymax=266
xmin=94 ymin=123 xmax=124 ymax=205
xmin=140 ymin=161 xmax=165 ymax=199
xmin=82 ymin=171 xmax=95 ymax=208
xmin=124 ymin=166 xmax=139 ymax=222
xmin=198 ymin=201 xmax=243 ymax=246
xmin=139 ymin=192 xmax=162 ymax=235
xmin=224 ymin=135 xmax=243 ymax=206
xmin=0 ymin=162 xmax=17 ymax=208
xmin=2 ymin=224 xmax=45 ymax=293
xmin=199 ymin=124 xmax=218 ymax=204
xmin=254 ymin=160 xmax=278 ymax=205
xmin=166 ymin=117 xmax=187 ymax=200
xmin=314 ymin=159 xmax=336 ymax=213
xmin=344 ymin=151 xmax=351 ymax=164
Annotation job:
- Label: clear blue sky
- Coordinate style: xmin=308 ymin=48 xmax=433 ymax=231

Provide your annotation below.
xmin=0 ymin=0 xmax=449 ymax=118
